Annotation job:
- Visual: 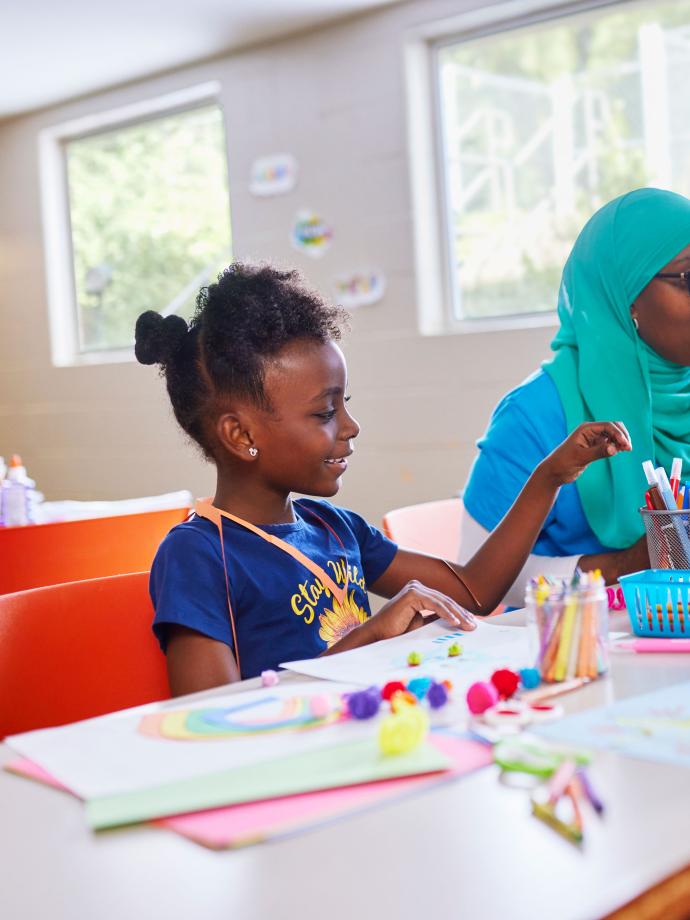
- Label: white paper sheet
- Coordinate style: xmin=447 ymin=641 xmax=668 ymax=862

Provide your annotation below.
xmin=281 ymin=620 xmax=530 ymax=690
xmin=5 ymin=682 xmax=369 ymax=800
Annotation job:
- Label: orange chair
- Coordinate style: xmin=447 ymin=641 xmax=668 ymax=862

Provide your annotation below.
xmin=0 ymin=506 xmax=190 ymax=594
xmin=0 ymin=572 xmax=170 ymax=739
xmin=382 ymin=497 xmax=503 ymax=615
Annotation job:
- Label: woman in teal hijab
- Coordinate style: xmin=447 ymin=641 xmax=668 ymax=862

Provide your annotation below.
xmin=461 ymin=188 xmax=690 ymax=604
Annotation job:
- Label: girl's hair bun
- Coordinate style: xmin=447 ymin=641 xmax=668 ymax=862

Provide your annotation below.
xmin=134 ymin=311 xmax=188 ymax=366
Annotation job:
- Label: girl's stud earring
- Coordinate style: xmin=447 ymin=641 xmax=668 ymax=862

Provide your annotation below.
xmin=248 ymin=447 xmax=258 ymax=457
xmin=632 ymin=315 xmax=639 ymax=332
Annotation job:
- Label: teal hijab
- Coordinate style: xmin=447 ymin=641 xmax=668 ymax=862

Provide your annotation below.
xmin=543 ymin=188 xmax=690 ymax=550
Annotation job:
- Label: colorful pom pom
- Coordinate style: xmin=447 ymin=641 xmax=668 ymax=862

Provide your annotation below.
xmin=447 ymin=642 xmax=462 ymax=658
xmin=309 ymin=695 xmax=332 ymax=718
xmin=491 ymin=668 xmax=520 ymax=700
xmin=466 ymin=680 xmax=499 ymax=715
xmin=390 ymin=689 xmax=418 ymax=712
xmin=442 ymin=679 xmax=453 ymax=692
xmin=347 ymin=687 xmax=381 ymax=720
xmin=260 ymin=669 xmax=279 ymax=687
xmin=427 ymin=681 xmax=449 ymax=709
xmin=407 ymin=676 xmax=432 ymax=700
xmin=382 ymin=680 xmax=406 ymax=701
xmin=519 ymin=667 xmax=541 ymax=690
xmin=407 ymin=651 xmax=422 ymax=667
xmin=379 ymin=707 xmax=429 ymax=756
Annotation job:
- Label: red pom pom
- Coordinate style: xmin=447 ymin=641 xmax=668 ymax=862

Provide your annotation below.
xmin=490 ymin=668 xmax=520 ymax=700
xmin=382 ymin=680 xmax=406 ymax=701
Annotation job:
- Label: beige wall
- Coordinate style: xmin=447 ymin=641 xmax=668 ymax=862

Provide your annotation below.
xmin=0 ymin=0 xmax=555 ymax=524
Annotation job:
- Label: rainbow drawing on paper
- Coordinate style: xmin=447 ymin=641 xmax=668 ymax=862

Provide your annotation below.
xmin=139 ymin=694 xmax=346 ymax=742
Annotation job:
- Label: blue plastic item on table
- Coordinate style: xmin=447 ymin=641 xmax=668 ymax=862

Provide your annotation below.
xmin=619 ymin=569 xmax=690 ymax=637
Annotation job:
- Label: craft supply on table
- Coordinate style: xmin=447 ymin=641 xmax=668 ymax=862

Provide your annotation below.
xmin=534 ymin=679 xmax=690 ymax=768
xmin=493 ymin=739 xmax=603 ymax=846
xmin=526 ymin=572 xmax=608 ymax=683
xmin=640 ymin=459 xmax=690 ymax=569
xmin=5 ymin=731 xmax=494 ymax=851
xmin=612 ymin=637 xmax=690 ymax=653
xmin=281 ymin=619 xmax=531 ymax=689
xmin=619 ymin=569 xmax=690 ymax=637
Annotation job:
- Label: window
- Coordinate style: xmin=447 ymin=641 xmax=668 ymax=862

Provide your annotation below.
xmin=40 ymin=85 xmax=231 ymax=364
xmin=435 ymin=0 xmax=690 ymax=324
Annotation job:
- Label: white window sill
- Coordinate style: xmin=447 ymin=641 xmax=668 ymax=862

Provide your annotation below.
xmin=54 ymin=348 xmax=136 ymax=368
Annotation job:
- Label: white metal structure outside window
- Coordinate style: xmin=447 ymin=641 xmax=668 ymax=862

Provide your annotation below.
xmin=411 ymin=0 xmax=690 ymax=332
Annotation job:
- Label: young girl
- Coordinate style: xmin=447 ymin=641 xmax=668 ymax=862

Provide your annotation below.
xmin=136 ymin=263 xmax=631 ymax=696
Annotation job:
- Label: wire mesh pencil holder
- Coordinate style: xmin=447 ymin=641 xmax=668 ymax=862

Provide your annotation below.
xmin=640 ymin=508 xmax=690 ymax=569
xmin=619 ymin=569 xmax=690 ymax=637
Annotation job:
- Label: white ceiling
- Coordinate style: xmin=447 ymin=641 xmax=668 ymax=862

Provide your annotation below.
xmin=0 ymin=0 xmax=402 ymax=120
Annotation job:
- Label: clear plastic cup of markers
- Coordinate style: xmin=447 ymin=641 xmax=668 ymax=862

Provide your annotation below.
xmin=525 ymin=578 xmax=609 ymax=684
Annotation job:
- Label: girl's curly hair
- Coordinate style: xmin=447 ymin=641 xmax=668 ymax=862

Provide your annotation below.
xmin=135 ymin=263 xmax=346 ymax=459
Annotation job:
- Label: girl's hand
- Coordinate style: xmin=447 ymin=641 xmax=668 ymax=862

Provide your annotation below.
xmin=363 ymin=580 xmax=476 ymax=643
xmin=540 ymin=421 xmax=632 ymax=486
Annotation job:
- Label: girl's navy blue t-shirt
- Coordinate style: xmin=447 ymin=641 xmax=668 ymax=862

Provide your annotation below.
xmin=150 ymin=498 xmax=398 ymax=679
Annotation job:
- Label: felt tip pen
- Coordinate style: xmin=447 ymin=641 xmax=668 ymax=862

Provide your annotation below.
xmin=549 ymin=760 xmax=578 ymax=804
xmin=531 ymin=800 xmax=583 ymax=845
xmin=677 ymin=486 xmax=685 ymax=510
xmin=670 ymin=458 xmax=682 ymax=499
xmin=614 ymin=638 xmax=690 ymax=653
xmin=655 ymin=467 xmax=678 ymax=512
xmin=642 ymin=461 xmax=667 ymax=511
xmin=576 ymin=768 xmax=605 ymax=815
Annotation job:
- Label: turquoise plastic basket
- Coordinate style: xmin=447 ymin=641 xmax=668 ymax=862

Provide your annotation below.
xmin=619 ymin=569 xmax=690 ymax=637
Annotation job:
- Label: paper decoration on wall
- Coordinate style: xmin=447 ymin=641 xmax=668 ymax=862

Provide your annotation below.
xmin=291 ymin=210 xmax=333 ymax=258
xmin=333 ymin=270 xmax=386 ymax=309
xmin=249 ymin=153 xmax=298 ymax=196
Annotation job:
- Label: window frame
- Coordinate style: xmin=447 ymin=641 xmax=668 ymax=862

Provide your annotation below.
xmin=406 ymin=0 xmax=630 ymax=336
xmin=39 ymin=81 xmax=225 ymax=367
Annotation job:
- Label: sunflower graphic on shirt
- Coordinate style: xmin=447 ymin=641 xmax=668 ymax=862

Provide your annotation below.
xmin=318 ymin=589 xmax=369 ymax=647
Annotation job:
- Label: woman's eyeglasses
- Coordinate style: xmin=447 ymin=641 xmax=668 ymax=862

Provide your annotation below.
xmin=656 ymin=271 xmax=690 ymax=295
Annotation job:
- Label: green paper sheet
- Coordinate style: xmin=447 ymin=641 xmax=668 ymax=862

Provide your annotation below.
xmin=87 ymin=738 xmax=450 ymax=831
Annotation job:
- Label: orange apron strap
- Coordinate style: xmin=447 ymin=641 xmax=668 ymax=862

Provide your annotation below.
xmin=194 ymin=502 xmax=243 ymax=675
xmin=195 ymin=500 xmax=347 ymax=607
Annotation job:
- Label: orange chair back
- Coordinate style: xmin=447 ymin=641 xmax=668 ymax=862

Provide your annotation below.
xmin=0 ymin=572 xmax=170 ymax=739
xmin=382 ymin=498 xmax=463 ymax=559
xmin=0 ymin=506 xmax=189 ymax=594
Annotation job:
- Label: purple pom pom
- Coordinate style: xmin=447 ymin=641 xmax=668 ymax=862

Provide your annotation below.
xmin=348 ymin=688 xmax=381 ymax=720
xmin=427 ymin=682 xmax=449 ymax=709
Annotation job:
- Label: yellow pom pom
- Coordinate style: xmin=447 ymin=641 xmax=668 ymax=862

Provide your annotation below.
xmin=378 ymin=707 xmax=429 ymax=756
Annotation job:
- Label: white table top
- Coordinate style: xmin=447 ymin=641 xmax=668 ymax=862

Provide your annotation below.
xmin=3 ymin=610 xmax=690 ymax=920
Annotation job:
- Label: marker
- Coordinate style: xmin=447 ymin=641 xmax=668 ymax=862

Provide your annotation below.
xmin=671 ymin=458 xmax=682 ymax=499
xmin=684 ymin=483 xmax=690 ymax=511
xmin=531 ymin=799 xmax=583 ymax=844
xmin=677 ymin=486 xmax=685 ymax=510
xmin=642 ymin=461 xmax=667 ymax=511
xmin=576 ymin=768 xmax=605 ymax=815
xmin=548 ymin=760 xmax=577 ymax=804
xmin=613 ymin=638 xmax=690 ymax=653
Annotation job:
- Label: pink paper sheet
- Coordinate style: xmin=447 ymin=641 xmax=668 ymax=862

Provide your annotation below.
xmin=5 ymin=732 xmax=491 ymax=850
